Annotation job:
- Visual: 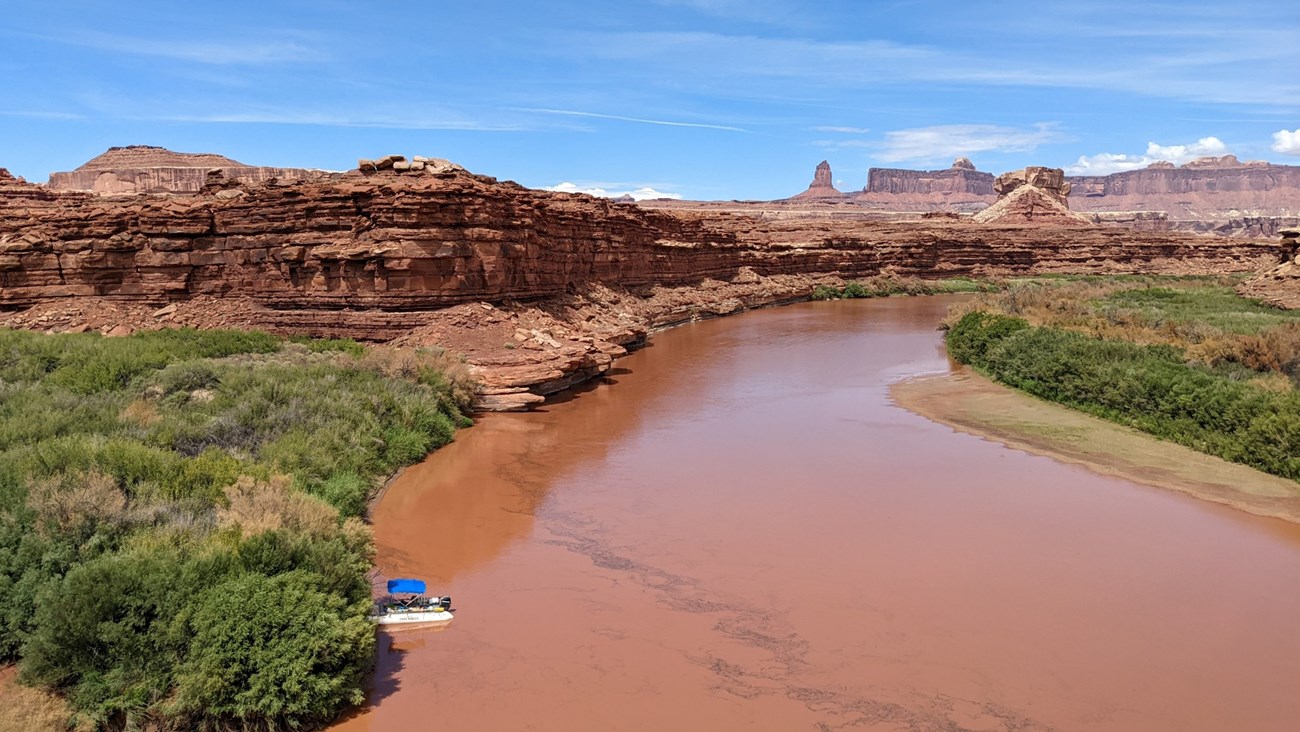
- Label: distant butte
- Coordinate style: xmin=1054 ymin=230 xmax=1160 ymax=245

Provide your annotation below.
xmin=789 ymin=160 xmax=842 ymax=199
xmin=763 ymin=155 xmax=1300 ymax=234
xmin=853 ymin=157 xmax=996 ymax=212
xmin=47 ymin=145 xmax=327 ymax=195
xmin=75 ymin=145 xmax=249 ymax=170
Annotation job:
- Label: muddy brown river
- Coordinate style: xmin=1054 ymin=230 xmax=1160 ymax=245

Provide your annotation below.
xmin=336 ymin=297 xmax=1300 ymax=731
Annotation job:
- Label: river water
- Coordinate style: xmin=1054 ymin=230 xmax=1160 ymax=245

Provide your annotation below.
xmin=335 ymin=296 xmax=1300 ymax=731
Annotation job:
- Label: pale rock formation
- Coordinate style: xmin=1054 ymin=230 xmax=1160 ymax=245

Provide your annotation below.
xmin=1239 ymin=229 xmax=1300 ymax=309
xmin=357 ymin=154 xmax=466 ymax=175
xmin=973 ymin=167 xmax=1091 ymax=225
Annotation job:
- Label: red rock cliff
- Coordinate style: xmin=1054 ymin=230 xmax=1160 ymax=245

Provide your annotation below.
xmin=1 ymin=162 xmax=1281 ymax=407
xmin=1068 ymin=157 xmax=1300 ymax=218
xmin=856 ymin=159 xmax=996 ymax=211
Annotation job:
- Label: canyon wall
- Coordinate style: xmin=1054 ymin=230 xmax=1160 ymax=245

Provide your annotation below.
xmin=1 ymin=167 xmax=1275 ymax=314
xmin=789 ymin=155 xmax=1300 ymax=225
xmin=1 ymin=163 xmax=1281 ymax=407
xmin=1068 ymin=157 xmax=1300 ymax=218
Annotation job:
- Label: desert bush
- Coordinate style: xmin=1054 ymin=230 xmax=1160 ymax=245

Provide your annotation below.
xmin=218 ymin=476 xmax=339 ymax=540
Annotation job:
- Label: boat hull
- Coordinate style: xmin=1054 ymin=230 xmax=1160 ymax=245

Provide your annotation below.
xmin=371 ymin=609 xmax=454 ymax=627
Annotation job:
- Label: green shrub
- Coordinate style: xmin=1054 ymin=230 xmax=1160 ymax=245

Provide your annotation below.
xmin=171 ymin=571 xmax=375 ymax=728
xmin=0 ymin=326 xmax=473 ymax=728
xmin=948 ymin=310 xmax=1300 ymax=480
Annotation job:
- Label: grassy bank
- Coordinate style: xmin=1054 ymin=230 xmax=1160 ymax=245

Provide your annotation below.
xmin=945 ymin=278 xmax=1300 ymax=482
xmin=811 ymin=275 xmax=999 ymax=301
xmin=0 ymin=328 xmax=474 ymax=730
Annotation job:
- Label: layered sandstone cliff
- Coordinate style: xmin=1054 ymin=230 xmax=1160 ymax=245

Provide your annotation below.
xmin=47 ymin=145 xmax=330 ymax=195
xmin=854 ymin=158 xmax=996 ymax=211
xmin=1 ymin=161 xmax=1281 ymax=407
xmin=791 ymin=154 xmax=1300 ymax=226
xmin=1068 ymin=156 xmax=1300 ymax=218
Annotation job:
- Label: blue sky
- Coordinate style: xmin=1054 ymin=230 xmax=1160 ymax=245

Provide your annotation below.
xmin=2 ymin=1 xmax=1298 ymax=200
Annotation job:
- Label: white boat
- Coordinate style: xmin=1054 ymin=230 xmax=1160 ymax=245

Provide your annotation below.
xmin=370 ymin=578 xmax=454 ymax=628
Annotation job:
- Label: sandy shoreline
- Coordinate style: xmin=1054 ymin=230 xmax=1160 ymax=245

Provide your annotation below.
xmin=891 ymin=369 xmax=1300 ymax=524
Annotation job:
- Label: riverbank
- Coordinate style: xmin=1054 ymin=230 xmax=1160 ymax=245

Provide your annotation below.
xmin=892 ymin=370 xmax=1300 ymax=523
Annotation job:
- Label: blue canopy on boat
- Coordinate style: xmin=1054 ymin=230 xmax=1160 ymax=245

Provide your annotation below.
xmin=387 ymin=578 xmax=427 ymax=595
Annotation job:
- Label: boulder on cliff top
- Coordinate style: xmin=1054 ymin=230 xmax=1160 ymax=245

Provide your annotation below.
xmin=1183 ymin=155 xmax=1243 ymax=169
xmin=951 ymin=157 xmax=976 ymax=171
xmin=357 ymin=155 xmax=465 ymax=174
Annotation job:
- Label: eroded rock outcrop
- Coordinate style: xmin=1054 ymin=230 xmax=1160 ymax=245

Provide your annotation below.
xmin=1240 ymin=229 xmax=1300 ymax=309
xmin=972 ymin=167 xmax=1092 ymax=225
xmin=47 ymin=145 xmax=329 ymax=195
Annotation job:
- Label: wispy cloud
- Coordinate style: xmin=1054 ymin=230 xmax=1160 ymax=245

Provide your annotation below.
xmin=521 ymin=108 xmax=747 ymax=132
xmin=0 ymin=109 xmax=85 ymax=120
xmin=156 ymin=111 xmax=526 ymax=131
xmin=876 ymin=123 xmax=1067 ymax=164
xmin=650 ymin=0 xmax=808 ymax=27
xmin=812 ymin=139 xmax=876 ymax=151
xmin=31 ymin=30 xmax=324 ymax=65
xmin=558 ymin=30 xmax=1300 ymax=108
xmin=814 ymin=126 xmax=871 ymax=134
xmin=1066 ymin=136 xmax=1228 ymax=174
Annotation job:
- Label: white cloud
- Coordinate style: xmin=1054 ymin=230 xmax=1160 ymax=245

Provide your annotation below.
xmin=1273 ymin=129 xmax=1300 ymax=155
xmin=1066 ymin=136 xmax=1228 ymax=174
xmin=876 ymin=123 xmax=1065 ymax=164
xmin=542 ymin=182 xmax=682 ymax=201
xmin=814 ymin=126 xmax=871 ymax=134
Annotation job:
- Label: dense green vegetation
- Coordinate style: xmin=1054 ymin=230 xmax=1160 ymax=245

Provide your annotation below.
xmin=810 ymin=275 xmax=997 ymax=301
xmin=0 ymin=328 xmax=474 ymax=730
xmin=948 ymin=310 xmax=1300 ymax=481
xmin=1099 ymin=284 xmax=1300 ymax=334
xmin=948 ymin=277 xmax=1300 ymax=388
